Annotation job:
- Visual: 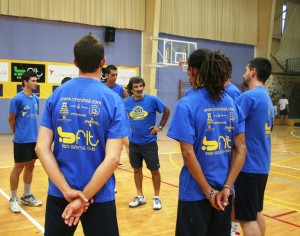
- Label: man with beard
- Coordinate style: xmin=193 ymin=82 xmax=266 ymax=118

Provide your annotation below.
xmin=235 ymin=58 xmax=274 ymax=236
xmin=124 ymin=76 xmax=170 ymax=210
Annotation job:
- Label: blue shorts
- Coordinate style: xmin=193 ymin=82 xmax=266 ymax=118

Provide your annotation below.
xmin=234 ymin=172 xmax=268 ymax=221
xmin=45 ymin=195 xmax=119 ymax=236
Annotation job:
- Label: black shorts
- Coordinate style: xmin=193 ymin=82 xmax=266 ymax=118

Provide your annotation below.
xmin=279 ymin=108 xmax=288 ymax=116
xmin=234 ymin=172 xmax=268 ymax=221
xmin=176 ymin=197 xmax=232 ymax=236
xmin=45 ymin=195 xmax=119 ymax=236
xmin=14 ymin=142 xmax=38 ymax=163
xmin=129 ymin=141 xmax=160 ymax=170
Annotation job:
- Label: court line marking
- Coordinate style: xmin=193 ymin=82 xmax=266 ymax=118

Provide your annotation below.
xmin=271 ymin=164 xmax=300 ymax=171
xmin=272 ymin=211 xmax=297 ymax=218
xmin=270 ymin=170 xmax=300 ymax=179
xmin=265 ymin=195 xmax=300 ymax=207
xmin=0 ymin=188 xmax=44 ymax=233
xmin=268 ymin=176 xmax=300 ymax=186
xmin=264 ymin=213 xmax=300 ymax=228
xmin=0 ymin=163 xmax=42 ymax=169
xmin=272 ymin=155 xmax=300 ymax=164
xmin=291 ymin=130 xmax=300 ymax=139
xmin=168 ymin=147 xmax=181 ymax=170
xmin=265 ymin=200 xmax=300 ymax=213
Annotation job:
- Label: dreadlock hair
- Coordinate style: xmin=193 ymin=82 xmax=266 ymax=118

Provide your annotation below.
xmin=188 ymin=49 xmax=230 ymax=102
xmin=224 ymin=56 xmax=232 ymax=79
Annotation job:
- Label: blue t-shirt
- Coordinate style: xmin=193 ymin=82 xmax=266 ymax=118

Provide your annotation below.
xmin=40 ymin=78 xmax=129 ymax=202
xmin=9 ymin=92 xmax=39 ymax=143
xmin=107 ymin=83 xmax=124 ymax=98
xmin=236 ymin=86 xmax=274 ymax=174
xmin=225 ymin=83 xmax=241 ymax=101
xmin=167 ymin=88 xmax=245 ymax=201
xmin=124 ymin=94 xmax=166 ymax=145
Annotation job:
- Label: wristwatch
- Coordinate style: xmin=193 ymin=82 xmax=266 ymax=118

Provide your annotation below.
xmin=158 ymin=125 xmax=163 ymax=131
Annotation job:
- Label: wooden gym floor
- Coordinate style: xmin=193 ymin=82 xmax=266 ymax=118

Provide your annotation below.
xmin=0 ymin=125 xmax=300 ymax=236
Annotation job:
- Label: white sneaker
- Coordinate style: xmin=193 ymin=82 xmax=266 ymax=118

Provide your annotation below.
xmin=153 ymin=197 xmax=162 ymax=210
xmin=10 ymin=198 xmax=21 ymax=213
xmin=129 ymin=195 xmax=146 ymax=208
xmin=20 ymin=194 xmax=42 ymax=206
xmin=231 ymin=222 xmax=240 ymax=235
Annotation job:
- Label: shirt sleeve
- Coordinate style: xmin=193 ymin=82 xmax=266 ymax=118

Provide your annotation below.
xmin=107 ymin=99 xmax=130 ymax=139
xmin=167 ymin=103 xmax=195 ymax=145
xmin=235 ymin=104 xmax=245 ymax=134
xmin=9 ymin=97 xmax=19 ymax=114
xmin=154 ymin=96 xmax=167 ymax=113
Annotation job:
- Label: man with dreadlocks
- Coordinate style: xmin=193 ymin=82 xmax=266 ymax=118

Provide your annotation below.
xmin=167 ymin=48 xmax=247 ymax=236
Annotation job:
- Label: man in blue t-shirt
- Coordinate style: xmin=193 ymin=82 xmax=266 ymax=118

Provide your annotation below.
xmin=224 ymin=56 xmax=241 ymax=102
xmin=8 ymin=71 xmax=42 ymax=213
xmin=105 ymin=65 xmax=129 ymax=99
xmin=167 ymin=49 xmax=246 ymax=236
xmin=105 ymin=64 xmax=130 ymax=168
xmin=235 ymin=57 xmax=274 ymax=236
xmin=35 ymin=33 xmax=129 ymax=235
xmin=124 ymin=76 xmax=170 ymax=210
xmin=224 ymin=56 xmax=242 ymax=235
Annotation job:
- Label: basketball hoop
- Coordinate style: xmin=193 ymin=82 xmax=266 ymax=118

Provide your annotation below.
xmin=179 ymin=61 xmax=188 ymax=72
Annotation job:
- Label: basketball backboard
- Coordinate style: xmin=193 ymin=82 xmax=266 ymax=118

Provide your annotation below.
xmin=149 ymin=37 xmax=197 ymax=67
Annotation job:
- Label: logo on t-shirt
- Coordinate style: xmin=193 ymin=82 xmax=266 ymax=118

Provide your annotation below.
xmin=60 ymin=102 xmax=69 ymax=119
xmin=57 ymin=126 xmax=99 ymax=151
xmin=89 ymin=105 xmax=100 ymax=116
xmin=201 ymin=136 xmax=232 ymax=156
xmin=129 ymin=106 xmax=148 ymax=120
xmin=265 ymin=123 xmax=272 ymax=135
xmin=206 ymin=113 xmax=214 ymax=131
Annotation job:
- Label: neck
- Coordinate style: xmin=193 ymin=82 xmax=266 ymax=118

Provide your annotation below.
xmin=249 ymin=80 xmax=264 ymax=90
xmin=78 ymin=68 xmax=101 ymax=81
xmin=224 ymin=80 xmax=231 ymax=87
xmin=22 ymin=87 xmax=33 ymax=96
xmin=106 ymin=81 xmax=115 ymax=87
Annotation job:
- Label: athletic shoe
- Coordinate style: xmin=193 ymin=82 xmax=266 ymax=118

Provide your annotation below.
xmin=153 ymin=197 xmax=162 ymax=210
xmin=20 ymin=194 xmax=42 ymax=206
xmin=231 ymin=222 xmax=240 ymax=235
xmin=129 ymin=195 xmax=146 ymax=208
xmin=10 ymin=198 xmax=21 ymax=213
xmin=114 ymin=188 xmax=117 ymax=193
xmin=118 ymin=163 xmax=124 ymax=167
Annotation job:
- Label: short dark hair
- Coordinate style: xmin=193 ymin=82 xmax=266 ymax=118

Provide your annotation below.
xmin=127 ymin=76 xmax=145 ymax=91
xmin=105 ymin=65 xmax=117 ymax=75
xmin=21 ymin=71 xmax=37 ymax=87
xmin=248 ymin=57 xmax=272 ymax=83
xmin=73 ymin=33 xmax=104 ymax=73
xmin=61 ymin=77 xmax=72 ymax=85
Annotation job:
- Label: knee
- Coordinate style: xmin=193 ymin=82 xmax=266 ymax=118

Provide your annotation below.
xmin=133 ymin=168 xmax=142 ymax=175
xmin=25 ymin=161 xmax=35 ymax=172
xmin=12 ymin=166 xmax=24 ymax=175
xmin=151 ymin=169 xmax=160 ymax=176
